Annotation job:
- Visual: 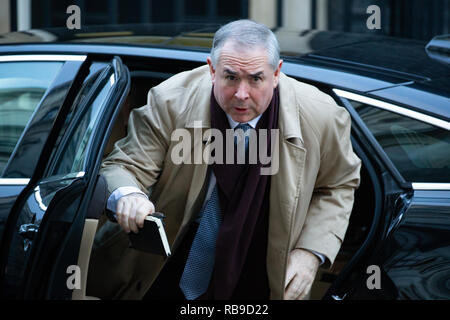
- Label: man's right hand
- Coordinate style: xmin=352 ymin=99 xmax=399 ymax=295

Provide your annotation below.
xmin=116 ymin=193 xmax=155 ymax=234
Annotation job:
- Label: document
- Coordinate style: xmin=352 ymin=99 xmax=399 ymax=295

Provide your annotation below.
xmin=128 ymin=213 xmax=171 ymax=257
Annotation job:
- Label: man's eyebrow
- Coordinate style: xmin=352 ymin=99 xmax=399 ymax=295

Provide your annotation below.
xmin=223 ymin=69 xmax=264 ymax=77
xmin=224 ymin=68 xmax=237 ymax=75
xmin=250 ymin=71 xmax=264 ymax=77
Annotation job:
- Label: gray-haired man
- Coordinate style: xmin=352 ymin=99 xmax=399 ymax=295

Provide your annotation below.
xmin=99 ymin=19 xmax=361 ymax=300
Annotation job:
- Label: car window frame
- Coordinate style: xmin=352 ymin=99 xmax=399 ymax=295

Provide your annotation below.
xmin=44 ymin=62 xmax=113 ymax=177
xmin=0 ymin=54 xmax=88 ymax=180
xmin=333 ymin=88 xmax=450 ymax=191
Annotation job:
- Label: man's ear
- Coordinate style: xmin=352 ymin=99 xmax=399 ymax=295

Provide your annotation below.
xmin=273 ymin=59 xmax=283 ymax=88
xmin=207 ymin=57 xmax=216 ymax=84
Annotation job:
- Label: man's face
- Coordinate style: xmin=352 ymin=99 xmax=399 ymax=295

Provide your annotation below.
xmin=207 ymin=41 xmax=283 ymax=123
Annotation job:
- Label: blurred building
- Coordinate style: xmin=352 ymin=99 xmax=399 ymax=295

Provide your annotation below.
xmin=0 ymin=0 xmax=449 ymax=40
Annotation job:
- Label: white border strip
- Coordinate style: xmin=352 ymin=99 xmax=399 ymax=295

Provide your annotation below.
xmin=0 ymin=54 xmax=87 ymax=62
xmin=34 ymin=185 xmax=47 ymax=211
xmin=0 ymin=172 xmax=84 ymax=186
xmin=412 ymin=183 xmax=450 ymax=191
xmin=333 ymin=89 xmax=450 ymax=131
xmin=0 ymin=178 xmax=30 ymax=185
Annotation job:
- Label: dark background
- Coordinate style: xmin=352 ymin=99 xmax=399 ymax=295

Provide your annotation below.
xmin=6 ymin=0 xmax=450 ymax=41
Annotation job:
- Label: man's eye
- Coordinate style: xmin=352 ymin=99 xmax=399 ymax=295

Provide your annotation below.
xmin=226 ymin=75 xmax=236 ymax=80
xmin=252 ymin=76 xmax=261 ymax=82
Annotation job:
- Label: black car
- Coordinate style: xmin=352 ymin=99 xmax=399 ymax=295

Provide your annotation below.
xmin=0 ymin=24 xmax=449 ymax=300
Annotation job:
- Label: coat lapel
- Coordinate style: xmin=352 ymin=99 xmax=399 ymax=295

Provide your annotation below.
xmin=267 ymin=73 xmax=307 ymax=299
xmin=172 ymin=74 xmax=212 ymax=250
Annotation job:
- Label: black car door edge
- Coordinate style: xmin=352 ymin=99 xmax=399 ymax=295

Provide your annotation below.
xmin=0 ymin=56 xmax=93 ymax=294
xmin=24 ymin=56 xmax=130 ymax=299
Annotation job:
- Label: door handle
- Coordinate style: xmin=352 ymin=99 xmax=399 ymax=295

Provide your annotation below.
xmin=19 ymin=223 xmax=39 ymax=240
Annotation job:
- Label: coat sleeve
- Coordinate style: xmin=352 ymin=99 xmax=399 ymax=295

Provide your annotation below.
xmin=295 ymin=104 xmax=361 ymax=268
xmin=100 ymin=86 xmax=174 ymax=196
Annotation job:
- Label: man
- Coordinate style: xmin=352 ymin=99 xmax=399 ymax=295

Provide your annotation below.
xmin=95 ymin=19 xmax=361 ymax=300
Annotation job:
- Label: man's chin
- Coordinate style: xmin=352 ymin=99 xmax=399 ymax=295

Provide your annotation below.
xmin=231 ymin=114 xmax=252 ymax=123
xmin=229 ymin=111 xmax=255 ymax=123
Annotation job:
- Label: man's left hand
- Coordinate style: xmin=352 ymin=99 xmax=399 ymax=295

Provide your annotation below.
xmin=284 ymin=248 xmax=320 ymax=300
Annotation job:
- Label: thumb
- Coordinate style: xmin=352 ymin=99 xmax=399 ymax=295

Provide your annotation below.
xmin=284 ymin=256 xmax=296 ymax=288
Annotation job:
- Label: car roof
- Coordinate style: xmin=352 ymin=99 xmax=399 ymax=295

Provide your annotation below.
xmin=1 ymin=23 xmax=447 ymax=77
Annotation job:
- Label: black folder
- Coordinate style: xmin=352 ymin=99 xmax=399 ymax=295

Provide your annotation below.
xmin=106 ymin=209 xmax=171 ymax=257
xmin=128 ymin=213 xmax=171 ymax=257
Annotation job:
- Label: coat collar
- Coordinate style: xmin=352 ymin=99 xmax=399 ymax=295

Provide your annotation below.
xmin=184 ymin=65 xmax=304 ymax=145
xmin=277 ymin=72 xmax=304 ymax=145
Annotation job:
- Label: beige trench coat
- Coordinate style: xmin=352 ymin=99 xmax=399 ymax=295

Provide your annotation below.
xmin=89 ymin=65 xmax=361 ymax=299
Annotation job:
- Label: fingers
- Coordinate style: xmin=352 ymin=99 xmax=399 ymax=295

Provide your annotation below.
xmin=128 ymin=201 xmax=138 ymax=234
xmin=284 ymin=254 xmax=301 ymax=300
xmin=116 ymin=198 xmax=130 ymax=233
xmin=116 ymin=195 xmax=155 ymax=234
xmin=285 ymin=275 xmax=303 ymax=300
xmin=284 ymin=249 xmax=319 ymax=300
xmin=135 ymin=201 xmax=155 ymax=229
xmin=284 ymin=275 xmax=311 ymax=300
xmin=284 ymin=250 xmax=296 ymax=287
xmin=284 ymin=274 xmax=297 ymax=300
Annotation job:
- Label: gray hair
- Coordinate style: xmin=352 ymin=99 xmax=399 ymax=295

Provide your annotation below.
xmin=210 ymin=19 xmax=280 ymax=71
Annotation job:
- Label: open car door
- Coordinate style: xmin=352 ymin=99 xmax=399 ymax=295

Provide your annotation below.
xmin=0 ymin=56 xmax=130 ymax=299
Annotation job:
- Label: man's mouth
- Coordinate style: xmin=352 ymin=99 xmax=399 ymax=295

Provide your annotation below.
xmin=234 ymin=107 xmax=248 ymax=113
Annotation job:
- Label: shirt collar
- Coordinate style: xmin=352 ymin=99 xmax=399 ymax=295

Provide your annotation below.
xmin=226 ymin=113 xmax=262 ymax=129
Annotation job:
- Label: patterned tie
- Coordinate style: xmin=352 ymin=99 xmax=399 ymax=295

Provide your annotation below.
xmin=234 ymin=123 xmax=252 ymax=162
xmin=179 ymin=123 xmax=252 ymax=300
xmin=179 ymin=185 xmax=222 ymax=299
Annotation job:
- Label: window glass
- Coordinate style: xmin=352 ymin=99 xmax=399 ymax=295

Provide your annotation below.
xmin=0 ymin=61 xmax=62 ymax=176
xmin=351 ymin=100 xmax=450 ymax=183
xmin=50 ymin=66 xmax=114 ymax=176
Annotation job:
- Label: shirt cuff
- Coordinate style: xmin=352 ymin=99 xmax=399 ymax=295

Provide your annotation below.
xmin=107 ymin=186 xmax=148 ymax=212
xmin=305 ymin=249 xmax=326 ymax=266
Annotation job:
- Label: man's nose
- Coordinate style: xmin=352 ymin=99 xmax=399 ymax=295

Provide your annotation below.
xmin=235 ymin=81 xmax=250 ymax=100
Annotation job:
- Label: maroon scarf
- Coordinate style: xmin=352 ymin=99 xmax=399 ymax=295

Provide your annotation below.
xmin=207 ymin=87 xmax=279 ymax=299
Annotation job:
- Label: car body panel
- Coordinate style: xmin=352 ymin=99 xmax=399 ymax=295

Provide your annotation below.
xmin=0 ymin=184 xmax=27 ymax=248
xmin=341 ymin=188 xmax=450 ymax=300
xmin=283 ymin=60 xmax=413 ymax=95
xmin=368 ymin=82 xmax=450 ymax=122
xmin=324 ymin=92 xmax=450 ymax=300
xmin=380 ymin=189 xmax=450 ymax=299
xmin=309 ymin=38 xmax=449 ymax=80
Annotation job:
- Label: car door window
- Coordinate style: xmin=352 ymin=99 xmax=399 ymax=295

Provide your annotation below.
xmin=47 ymin=63 xmax=112 ymax=176
xmin=349 ymin=100 xmax=450 ymax=183
xmin=0 ymin=62 xmax=63 ymax=176
xmin=1 ymin=57 xmax=129 ymax=299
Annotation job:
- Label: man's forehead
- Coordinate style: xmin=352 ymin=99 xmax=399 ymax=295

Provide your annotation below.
xmin=220 ymin=45 xmax=267 ymax=57
xmin=218 ymin=51 xmax=270 ymax=74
